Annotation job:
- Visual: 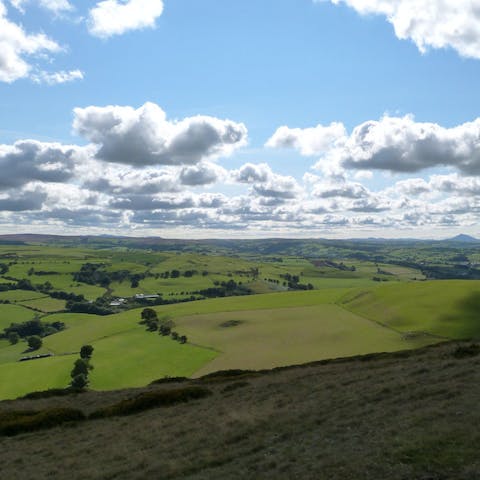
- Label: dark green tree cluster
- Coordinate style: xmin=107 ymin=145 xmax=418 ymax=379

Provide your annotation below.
xmin=280 ymin=273 xmax=314 ymax=291
xmin=2 ymin=317 xmax=65 ymax=344
xmin=139 ymin=308 xmax=187 ymax=345
xmin=70 ymin=345 xmax=94 ymax=389
xmin=27 ymin=336 xmax=43 ymax=351
xmin=73 ymin=263 xmax=148 ymax=288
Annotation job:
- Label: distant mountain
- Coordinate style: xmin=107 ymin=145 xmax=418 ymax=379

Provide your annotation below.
xmin=448 ymin=234 xmax=479 ymax=243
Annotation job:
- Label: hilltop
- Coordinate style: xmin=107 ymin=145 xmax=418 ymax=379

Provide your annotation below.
xmin=448 ymin=234 xmax=479 ymax=243
xmin=1 ymin=341 xmax=479 ymax=479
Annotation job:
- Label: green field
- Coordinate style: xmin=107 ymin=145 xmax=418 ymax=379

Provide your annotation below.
xmin=0 ymin=287 xmax=437 ymax=399
xmin=0 ymin=290 xmax=46 ymax=302
xmin=341 ymin=280 xmax=480 ymax=339
xmin=0 ymin=240 xmax=478 ymax=401
xmin=176 ymin=305 xmax=432 ymax=376
xmin=19 ymin=297 xmax=66 ymax=313
xmin=0 ymin=303 xmax=36 ymax=329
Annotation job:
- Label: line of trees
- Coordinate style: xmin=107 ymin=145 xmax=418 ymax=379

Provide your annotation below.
xmin=139 ymin=308 xmax=187 ymax=344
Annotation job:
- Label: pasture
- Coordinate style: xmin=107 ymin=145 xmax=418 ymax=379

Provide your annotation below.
xmin=0 ymin=286 xmax=437 ymax=399
xmin=0 ymin=304 xmax=36 ymax=329
xmin=0 ymin=240 xmax=475 ymax=401
xmin=176 ymin=304 xmax=433 ymax=376
xmin=19 ymin=297 xmax=66 ymax=313
xmin=341 ymin=280 xmax=480 ymax=339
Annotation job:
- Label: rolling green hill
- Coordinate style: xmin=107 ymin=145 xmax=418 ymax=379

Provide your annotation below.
xmin=340 ymin=280 xmax=480 ymax=339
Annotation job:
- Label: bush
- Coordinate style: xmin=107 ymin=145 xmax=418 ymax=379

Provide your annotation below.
xmin=90 ymin=386 xmax=212 ymax=419
xmin=80 ymin=345 xmax=94 ymax=359
xmin=71 ymin=374 xmax=89 ymax=389
xmin=0 ymin=408 xmax=85 ymax=437
xmin=71 ymin=359 xmax=90 ymax=378
xmin=7 ymin=332 xmax=19 ymax=345
xmin=198 ymin=369 xmax=258 ymax=383
xmin=27 ymin=335 xmax=42 ymax=350
xmin=18 ymin=388 xmax=84 ymax=400
xmin=149 ymin=377 xmax=189 ymax=386
xmin=453 ymin=343 xmax=480 ymax=359
xmin=159 ymin=324 xmax=171 ymax=336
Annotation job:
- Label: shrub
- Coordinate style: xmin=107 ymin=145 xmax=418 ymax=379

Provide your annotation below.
xmin=198 ymin=369 xmax=258 ymax=383
xmin=90 ymin=386 xmax=212 ymax=419
xmin=159 ymin=324 xmax=171 ymax=336
xmin=71 ymin=373 xmax=89 ymax=389
xmin=0 ymin=408 xmax=85 ymax=437
xmin=149 ymin=377 xmax=189 ymax=386
xmin=453 ymin=343 xmax=480 ymax=359
xmin=80 ymin=345 xmax=94 ymax=359
xmin=7 ymin=332 xmax=19 ymax=345
xmin=27 ymin=335 xmax=42 ymax=350
xmin=19 ymin=388 xmax=85 ymax=400
xmin=71 ymin=359 xmax=90 ymax=378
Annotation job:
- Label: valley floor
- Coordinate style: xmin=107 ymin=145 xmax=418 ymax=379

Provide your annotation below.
xmin=1 ymin=341 xmax=479 ymax=479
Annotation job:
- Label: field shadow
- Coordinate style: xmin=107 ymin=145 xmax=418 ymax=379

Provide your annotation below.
xmin=219 ymin=320 xmax=245 ymax=328
xmin=439 ymin=291 xmax=480 ymax=339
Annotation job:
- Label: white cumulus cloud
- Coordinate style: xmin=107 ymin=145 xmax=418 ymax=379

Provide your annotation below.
xmin=0 ymin=1 xmax=61 ymax=82
xmin=317 ymin=0 xmax=480 ymax=59
xmin=73 ymin=102 xmax=248 ymax=166
xmin=266 ymin=122 xmax=346 ymax=156
xmin=331 ymin=115 xmax=480 ymax=175
xmin=88 ymin=0 xmax=164 ymax=38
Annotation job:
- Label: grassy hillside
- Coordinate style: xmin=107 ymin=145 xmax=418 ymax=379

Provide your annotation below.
xmin=0 ymin=341 xmax=479 ymax=479
xmin=177 ymin=305 xmax=432 ymax=375
xmin=0 ymin=241 xmax=477 ymax=401
xmin=3 ymin=281 xmax=480 ymax=399
xmin=341 ymin=280 xmax=480 ymax=339
xmin=0 ymin=303 xmax=36 ymax=328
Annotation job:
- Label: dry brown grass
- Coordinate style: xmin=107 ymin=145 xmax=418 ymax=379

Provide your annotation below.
xmin=1 ymin=341 xmax=480 ymax=479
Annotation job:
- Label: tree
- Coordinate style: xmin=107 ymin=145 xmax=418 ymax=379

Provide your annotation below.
xmin=146 ymin=320 xmax=159 ymax=332
xmin=159 ymin=324 xmax=171 ymax=336
xmin=71 ymin=373 xmax=88 ymax=389
xmin=8 ymin=332 xmax=19 ymax=345
xmin=71 ymin=358 xmax=90 ymax=378
xmin=179 ymin=335 xmax=187 ymax=344
xmin=27 ymin=335 xmax=42 ymax=350
xmin=80 ymin=344 xmax=94 ymax=359
xmin=141 ymin=308 xmax=157 ymax=322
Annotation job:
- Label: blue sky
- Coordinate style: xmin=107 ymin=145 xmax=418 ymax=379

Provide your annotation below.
xmin=1 ymin=0 xmax=480 ymax=238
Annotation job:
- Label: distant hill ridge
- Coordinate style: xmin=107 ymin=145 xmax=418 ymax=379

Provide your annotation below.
xmin=448 ymin=234 xmax=479 ymax=243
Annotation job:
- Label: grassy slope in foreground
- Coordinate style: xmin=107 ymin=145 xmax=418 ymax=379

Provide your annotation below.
xmin=1 ymin=342 xmax=479 ymax=480
xmin=341 ymin=280 xmax=480 ymax=339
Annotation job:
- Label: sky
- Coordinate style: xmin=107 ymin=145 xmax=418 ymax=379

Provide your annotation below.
xmin=1 ymin=0 xmax=480 ymax=239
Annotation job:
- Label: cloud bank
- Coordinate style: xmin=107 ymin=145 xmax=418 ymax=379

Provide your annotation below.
xmin=1 ymin=105 xmax=480 ymax=237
